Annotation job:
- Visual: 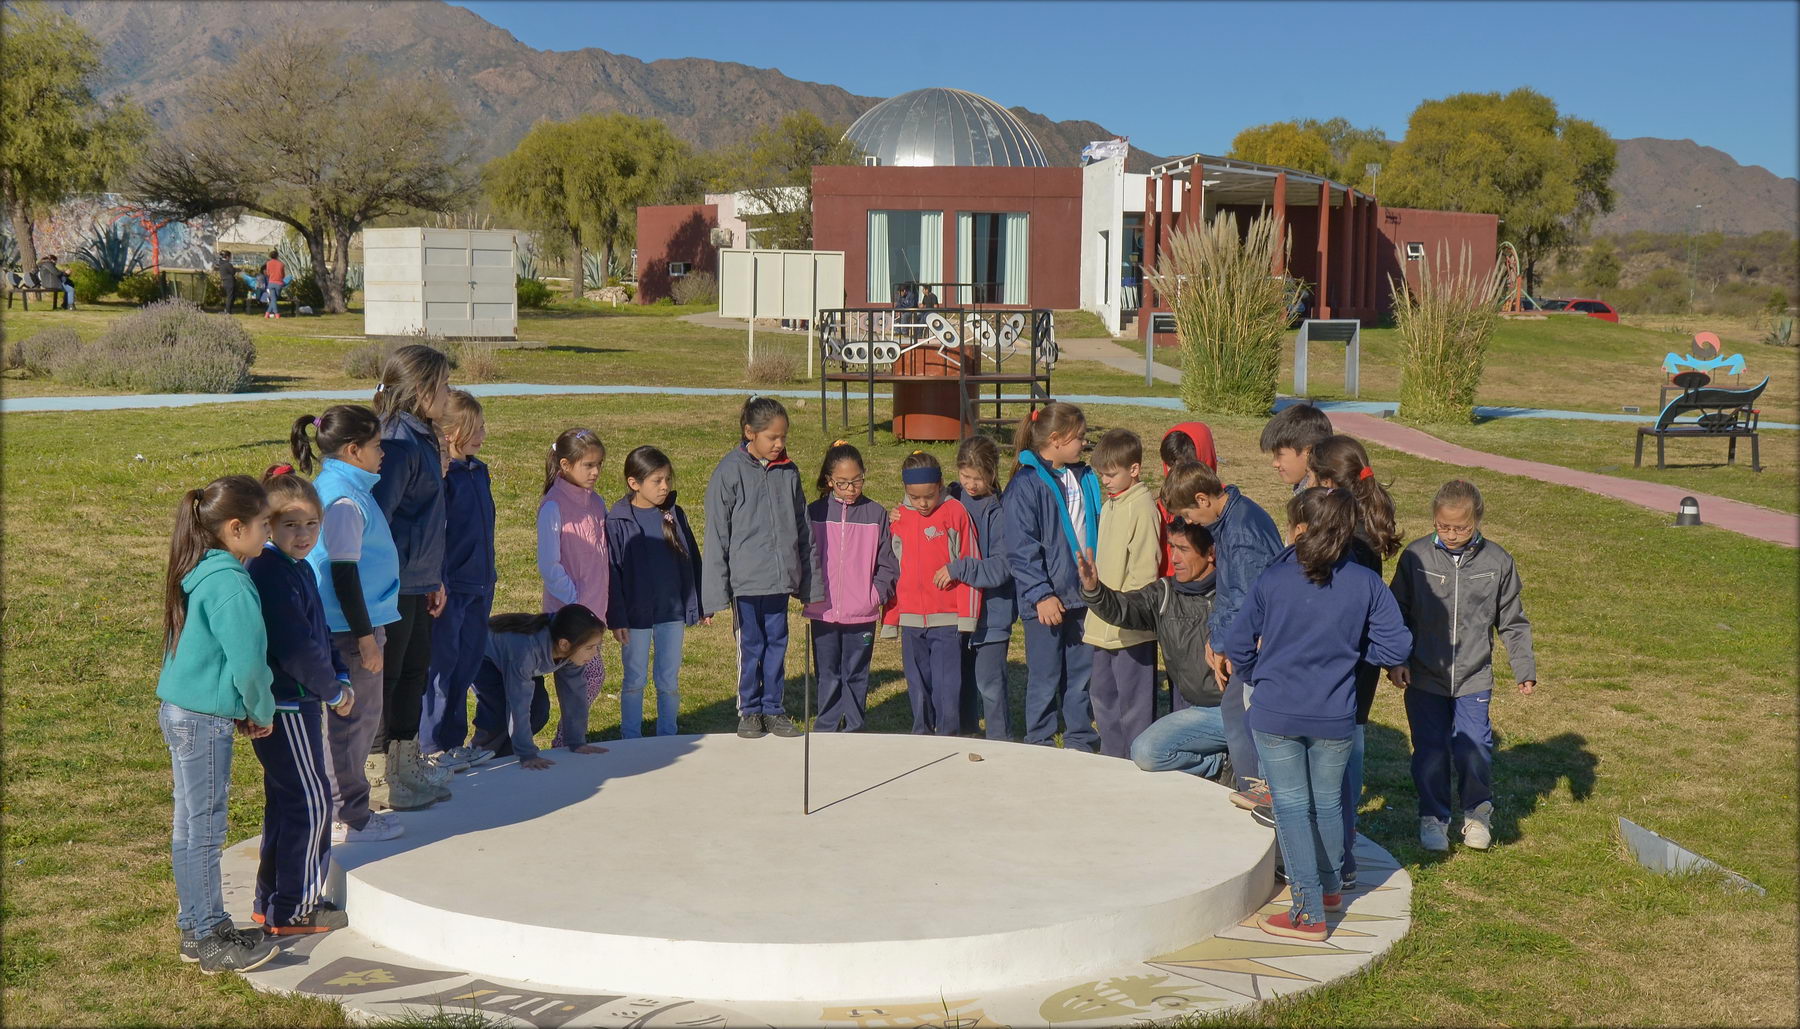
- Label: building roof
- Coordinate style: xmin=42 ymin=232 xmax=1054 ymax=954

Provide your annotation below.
xmin=845 ymin=88 xmax=1049 ymax=169
xmin=1147 ymin=153 xmax=1373 ymax=207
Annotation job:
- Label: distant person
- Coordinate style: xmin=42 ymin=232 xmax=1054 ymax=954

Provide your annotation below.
xmin=216 ymin=250 xmax=239 ymax=314
xmin=261 ymin=250 xmax=286 ymax=318
xmin=894 ymin=282 xmax=919 ymax=310
xmin=34 ymin=255 xmax=75 ymax=310
xmin=920 ymin=285 xmax=940 ymax=309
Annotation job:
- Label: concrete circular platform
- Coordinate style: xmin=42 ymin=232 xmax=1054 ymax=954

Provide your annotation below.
xmin=328 ymin=733 xmax=1277 ymax=1003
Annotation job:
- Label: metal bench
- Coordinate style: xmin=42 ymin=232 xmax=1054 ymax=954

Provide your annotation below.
xmin=1635 ymin=375 xmax=1767 ymax=472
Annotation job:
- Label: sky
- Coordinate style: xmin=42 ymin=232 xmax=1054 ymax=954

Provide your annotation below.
xmin=451 ymin=0 xmax=1800 ymax=180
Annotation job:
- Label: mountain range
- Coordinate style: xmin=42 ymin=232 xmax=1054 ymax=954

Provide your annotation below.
xmin=56 ymin=0 xmax=1798 ymax=236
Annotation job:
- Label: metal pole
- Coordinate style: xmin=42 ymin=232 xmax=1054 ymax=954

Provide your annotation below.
xmin=1145 ymin=320 xmax=1153 ymax=387
xmin=806 ymin=262 xmax=816 ymax=380
xmin=748 ymin=256 xmax=757 ymax=365
xmin=804 ymin=619 xmax=813 ymax=815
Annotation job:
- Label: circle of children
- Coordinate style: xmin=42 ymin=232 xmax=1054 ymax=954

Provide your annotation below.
xmin=155 ymin=344 xmax=1538 ymax=973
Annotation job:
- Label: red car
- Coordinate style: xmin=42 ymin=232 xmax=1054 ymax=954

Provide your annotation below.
xmin=1555 ymin=297 xmax=1618 ymax=323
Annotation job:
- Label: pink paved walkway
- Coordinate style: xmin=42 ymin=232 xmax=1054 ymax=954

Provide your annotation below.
xmin=1333 ymin=412 xmax=1799 ymax=548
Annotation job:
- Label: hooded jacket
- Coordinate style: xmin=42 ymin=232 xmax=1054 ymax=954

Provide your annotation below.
xmin=1084 ymin=480 xmax=1164 ymax=649
xmin=156 ymin=549 xmax=276 ymax=725
xmin=803 ymin=494 xmax=898 ymax=624
xmin=248 ymin=543 xmax=349 ymax=708
xmin=1082 ymin=572 xmax=1220 ymax=706
xmin=701 ymin=442 xmax=823 ymax=614
xmin=1205 ymin=485 xmax=1285 ymax=641
xmin=944 ymin=483 xmax=1015 ymax=644
xmin=371 ymin=411 xmax=446 ymax=596
xmin=443 ymin=455 xmax=497 ymax=596
xmin=606 ymin=493 xmax=704 ymax=629
xmin=1390 ymin=533 xmax=1536 ymax=697
xmin=1158 ymin=422 xmax=1218 ymax=575
xmin=1002 ymin=450 xmax=1102 ymax=619
xmin=883 ymin=496 xmax=981 ymax=630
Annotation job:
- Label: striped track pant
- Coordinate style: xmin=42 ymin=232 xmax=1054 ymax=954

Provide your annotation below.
xmin=251 ymin=702 xmax=334 ymax=926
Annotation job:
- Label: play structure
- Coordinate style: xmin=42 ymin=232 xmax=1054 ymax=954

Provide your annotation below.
xmin=816 ymin=304 xmax=1057 ymax=443
xmin=1638 ymin=332 xmax=1766 ymax=471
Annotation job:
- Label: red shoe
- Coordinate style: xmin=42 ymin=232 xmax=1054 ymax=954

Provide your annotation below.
xmin=1230 ymin=778 xmax=1271 ymax=811
xmin=1259 ymin=910 xmax=1328 ymax=942
xmin=1324 ymin=892 xmax=1345 ymax=912
xmin=251 ymin=911 xmax=265 ymax=925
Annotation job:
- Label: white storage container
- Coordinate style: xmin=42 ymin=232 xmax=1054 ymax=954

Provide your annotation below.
xmin=363 ymin=227 xmax=518 ymax=339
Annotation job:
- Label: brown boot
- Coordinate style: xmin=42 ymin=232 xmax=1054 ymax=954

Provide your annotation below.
xmin=382 ymin=742 xmax=436 ymax=810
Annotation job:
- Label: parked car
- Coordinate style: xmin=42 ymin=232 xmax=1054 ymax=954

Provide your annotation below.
xmin=1561 ymin=298 xmax=1618 ymax=323
xmin=1536 ymin=297 xmax=1570 ymax=311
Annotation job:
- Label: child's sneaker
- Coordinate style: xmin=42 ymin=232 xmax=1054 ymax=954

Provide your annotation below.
xmin=195 ymin=922 xmax=279 ymax=974
xmin=1258 ymin=910 xmax=1327 ymax=942
xmin=737 ymin=715 xmax=767 ymax=738
xmin=764 ymin=713 xmax=804 ymax=738
xmin=332 ymin=813 xmax=403 ymax=843
xmin=1462 ymin=802 xmax=1494 ymax=850
xmin=1230 ymin=778 xmax=1270 ymax=811
xmin=1250 ymin=803 xmax=1277 ymax=829
xmin=1324 ymin=892 xmax=1345 ymax=912
xmin=1420 ymin=816 xmax=1450 ymax=852
xmin=180 ymin=919 xmax=264 ymax=962
xmin=269 ymin=902 xmax=350 ymax=935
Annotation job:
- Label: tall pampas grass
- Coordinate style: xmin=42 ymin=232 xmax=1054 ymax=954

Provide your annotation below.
xmin=1146 ymin=211 xmax=1297 ymax=416
xmin=1391 ymin=243 xmax=1506 ymax=424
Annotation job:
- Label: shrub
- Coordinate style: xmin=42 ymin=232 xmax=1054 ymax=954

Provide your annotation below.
xmin=1145 ymin=211 xmax=1294 ymax=416
xmin=1390 ymin=243 xmax=1505 ymax=425
xmin=746 ymin=349 xmax=802 ymax=385
xmin=55 ymin=299 xmax=256 ymax=393
xmin=1764 ymin=316 xmax=1795 ymax=348
xmin=517 ymin=275 xmax=552 ymax=309
xmin=286 ymin=272 xmax=325 ymax=310
xmin=653 ymin=296 xmax=674 ymax=307
xmin=116 ymin=271 xmax=160 ymax=306
xmin=344 ymin=334 xmax=459 ymax=379
xmin=66 ymin=265 xmax=119 ymax=304
xmin=6 ymin=329 xmax=79 ymax=376
xmin=450 ymin=339 xmax=501 ymax=382
xmin=669 ymin=271 xmax=718 ymax=306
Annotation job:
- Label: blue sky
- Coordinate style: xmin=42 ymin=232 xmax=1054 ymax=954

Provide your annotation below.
xmin=452 ymin=1 xmax=1799 ymax=179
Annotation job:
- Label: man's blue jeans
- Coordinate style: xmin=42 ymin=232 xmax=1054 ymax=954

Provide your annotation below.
xmin=1129 ymin=704 xmax=1228 ymax=780
xmin=265 ymin=282 xmax=283 ymax=315
xmin=1253 ymin=729 xmax=1353 ymax=928
xmin=619 ymin=620 xmax=684 ymax=737
xmin=160 ymin=701 xmax=236 ymax=933
xmin=59 ymin=282 xmax=76 ymax=309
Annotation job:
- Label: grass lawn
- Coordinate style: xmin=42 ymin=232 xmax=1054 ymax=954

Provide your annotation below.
xmin=2 ymin=393 xmax=1794 ymax=1026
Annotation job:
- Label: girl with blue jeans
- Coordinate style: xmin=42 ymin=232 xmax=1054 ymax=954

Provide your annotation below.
xmin=607 ymin=446 xmax=706 ymax=737
xmin=156 ymin=475 xmax=281 ymax=973
xmin=1221 ymin=488 xmax=1411 ymax=942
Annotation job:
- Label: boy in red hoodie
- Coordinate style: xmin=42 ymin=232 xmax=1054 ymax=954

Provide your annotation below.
xmin=884 ymin=451 xmax=981 ymax=735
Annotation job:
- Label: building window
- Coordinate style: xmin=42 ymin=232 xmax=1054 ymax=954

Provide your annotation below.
xmin=669 ymin=261 xmax=691 ymax=278
xmin=868 ymin=210 xmax=943 ymax=303
xmin=1404 ymin=242 xmax=1425 ymax=261
xmin=957 ymin=212 xmax=1030 ymax=305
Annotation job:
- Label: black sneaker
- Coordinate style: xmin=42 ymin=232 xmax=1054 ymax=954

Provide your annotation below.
xmin=268 ymin=901 xmax=350 ymax=935
xmin=1274 ymin=863 xmax=1287 ymax=884
xmin=1342 ymin=870 xmax=1359 ymax=891
xmin=196 ymin=922 xmax=279 ymax=975
xmin=181 ymin=919 xmax=264 ymax=962
xmin=763 ymin=713 xmax=804 ymax=738
xmin=1251 ymin=803 xmax=1277 ymax=829
xmin=737 ymin=715 xmax=768 ymax=738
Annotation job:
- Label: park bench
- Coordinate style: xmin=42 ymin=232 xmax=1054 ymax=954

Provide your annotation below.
xmin=4 ymin=271 xmax=69 ymax=310
xmin=1635 ymin=374 xmax=1767 ymax=472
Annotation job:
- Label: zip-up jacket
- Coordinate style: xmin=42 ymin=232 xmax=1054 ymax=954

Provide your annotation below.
xmin=1084 ymin=481 xmax=1164 ymax=649
xmin=538 ymin=476 xmax=612 ymax=622
xmin=156 ymin=549 xmax=276 ymax=725
xmin=1002 ymin=451 xmax=1102 ymax=618
xmin=944 ymin=484 xmax=1015 ymax=644
xmin=803 ymin=494 xmax=898 ymax=624
xmin=1157 ymin=422 xmax=1218 ymax=575
xmin=248 ymin=543 xmax=349 ymax=707
xmin=443 ymin=455 xmax=497 ymax=596
xmin=483 ymin=627 xmax=571 ymax=762
xmin=309 ymin=457 xmax=403 ymax=634
xmin=371 ymin=411 xmax=446 ymax=595
xmin=701 ymin=443 xmax=823 ymax=614
xmin=1390 ymin=533 xmax=1536 ymax=697
xmin=1220 ymin=547 xmax=1412 ymax=739
xmin=1082 ymin=572 xmax=1220 ymax=706
xmin=606 ymin=494 xmax=704 ymax=629
xmin=883 ymin=496 xmax=981 ymax=630
xmin=1206 ymin=485 xmax=1285 ymax=641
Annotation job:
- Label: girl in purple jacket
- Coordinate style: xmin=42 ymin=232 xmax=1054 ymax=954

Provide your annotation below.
xmin=803 ymin=441 xmax=899 ymax=732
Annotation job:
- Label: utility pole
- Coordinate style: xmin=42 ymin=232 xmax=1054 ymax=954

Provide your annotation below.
xmin=1365 ymin=163 xmax=1381 ymax=204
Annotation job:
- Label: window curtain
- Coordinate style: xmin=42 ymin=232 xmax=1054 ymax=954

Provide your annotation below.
xmin=1002 ymin=213 xmax=1029 ymax=305
xmin=918 ymin=211 xmax=943 ymax=293
xmin=956 ymin=212 xmax=974 ymax=304
xmin=868 ymin=211 xmax=890 ymax=303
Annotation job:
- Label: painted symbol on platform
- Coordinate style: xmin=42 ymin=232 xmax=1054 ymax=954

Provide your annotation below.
xmin=384 ymin=980 xmax=619 ymax=1028
xmin=296 ymin=956 xmax=459 ymax=995
xmin=607 ymin=997 xmax=775 ymax=1028
xmin=819 ymin=999 xmax=998 ymax=1028
xmin=1038 ymin=975 xmax=1222 ymax=1023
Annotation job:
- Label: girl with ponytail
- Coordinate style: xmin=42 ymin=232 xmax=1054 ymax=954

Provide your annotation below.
xmin=155 ymin=475 xmax=281 ymax=972
xmin=1218 ymin=487 xmax=1411 ymax=944
xmin=605 ymin=446 xmax=706 ymax=738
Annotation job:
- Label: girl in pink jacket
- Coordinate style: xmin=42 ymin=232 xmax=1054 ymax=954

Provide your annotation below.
xmin=536 ymin=427 xmax=616 ymax=754
xmin=803 ymin=441 xmax=898 ymax=732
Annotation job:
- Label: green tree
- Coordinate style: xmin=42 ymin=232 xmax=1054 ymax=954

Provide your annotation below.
xmin=0 ymin=1 xmax=150 ymax=269
xmin=128 ymin=28 xmax=468 ymax=313
xmin=1381 ymin=88 xmax=1616 ymax=295
xmin=719 ymin=112 xmax=863 ymax=250
xmin=485 ymin=113 xmax=690 ymax=299
xmin=1581 ymin=238 xmax=1622 ymax=293
xmin=1228 ymin=117 xmax=1393 ymax=191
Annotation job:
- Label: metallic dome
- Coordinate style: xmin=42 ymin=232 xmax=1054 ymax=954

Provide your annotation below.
xmin=845 ymin=88 xmax=1049 ymax=168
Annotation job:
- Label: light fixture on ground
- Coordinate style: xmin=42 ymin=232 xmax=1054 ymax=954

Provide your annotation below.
xmin=1674 ymin=496 xmax=1701 ymax=526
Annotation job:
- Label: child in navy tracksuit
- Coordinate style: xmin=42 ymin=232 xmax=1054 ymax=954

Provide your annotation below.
xmin=943 ymin=435 xmax=1016 ymax=740
xmin=608 ymin=446 xmax=706 ymax=738
xmin=421 ymin=390 xmax=498 ymax=771
xmin=1003 ymin=402 xmax=1103 ymax=752
xmin=248 ymin=468 xmax=355 ymax=935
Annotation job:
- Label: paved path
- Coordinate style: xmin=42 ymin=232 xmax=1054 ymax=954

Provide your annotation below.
xmin=1333 ymin=410 xmax=1798 ymax=548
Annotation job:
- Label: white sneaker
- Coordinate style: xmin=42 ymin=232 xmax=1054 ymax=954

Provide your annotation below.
xmin=1420 ymin=816 xmax=1450 ymax=852
xmin=445 ymin=744 xmax=494 ymax=770
xmin=1462 ymin=802 xmax=1493 ymax=850
xmin=333 ymin=814 xmax=404 ymax=843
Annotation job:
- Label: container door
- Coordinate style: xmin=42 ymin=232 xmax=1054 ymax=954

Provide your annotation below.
xmin=468 ymin=230 xmax=517 ymax=339
xmin=422 ymin=229 xmax=474 ymax=338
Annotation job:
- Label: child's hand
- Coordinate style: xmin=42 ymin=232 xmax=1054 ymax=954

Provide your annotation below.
xmin=1389 ymin=666 xmax=1411 ymax=688
xmin=933 ymin=566 xmax=955 ymax=589
xmin=701 ymin=616 xmax=713 ymax=626
xmin=427 ymin=586 xmax=447 ymax=618
xmin=520 ymin=756 xmax=554 ymax=770
xmin=1075 ymin=548 xmax=1099 ymax=592
xmin=612 ymin=627 xmax=629 ymax=644
xmin=357 ymin=635 xmax=383 ymax=675
xmin=1036 ymin=596 xmax=1064 ymax=626
xmin=1204 ymin=642 xmax=1232 ymax=684
xmin=1518 ymin=679 xmax=1536 ymax=695
xmin=570 ymin=743 xmax=608 ymax=754
xmin=331 ymin=683 xmax=356 ymax=716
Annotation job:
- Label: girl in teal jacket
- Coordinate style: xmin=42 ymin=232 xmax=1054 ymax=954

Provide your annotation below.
xmin=155 ymin=475 xmax=281 ymax=974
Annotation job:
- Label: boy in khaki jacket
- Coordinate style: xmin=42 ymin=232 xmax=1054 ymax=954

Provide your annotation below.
xmin=1083 ymin=429 xmax=1166 ymax=758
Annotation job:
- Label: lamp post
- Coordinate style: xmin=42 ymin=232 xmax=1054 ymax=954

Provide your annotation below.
xmin=1687 ymin=203 xmax=1703 ymax=309
xmin=1365 ymin=163 xmax=1381 ymax=203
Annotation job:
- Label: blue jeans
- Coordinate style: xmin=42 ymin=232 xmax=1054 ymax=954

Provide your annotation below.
xmin=1253 ymin=729 xmax=1353 ymax=928
xmin=1020 ymin=611 xmax=1097 ymax=751
xmin=59 ymin=282 xmax=76 ymax=309
xmin=1220 ymin=672 xmax=1259 ymax=789
xmin=265 ymin=282 xmax=283 ymax=315
xmin=1404 ymin=688 xmax=1494 ymax=820
xmin=160 ymin=701 xmax=236 ymax=933
xmin=734 ymin=595 xmax=790 ymax=716
xmin=1341 ymin=723 xmax=1365 ymax=879
xmin=620 ymin=620 xmax=684 ymax=737
xmin=1130 ymin=704 xmax=1228 ymax=779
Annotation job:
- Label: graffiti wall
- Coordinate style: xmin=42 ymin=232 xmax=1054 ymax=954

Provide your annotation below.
xmin=30 ymin=193 xmax=220 ymax=272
